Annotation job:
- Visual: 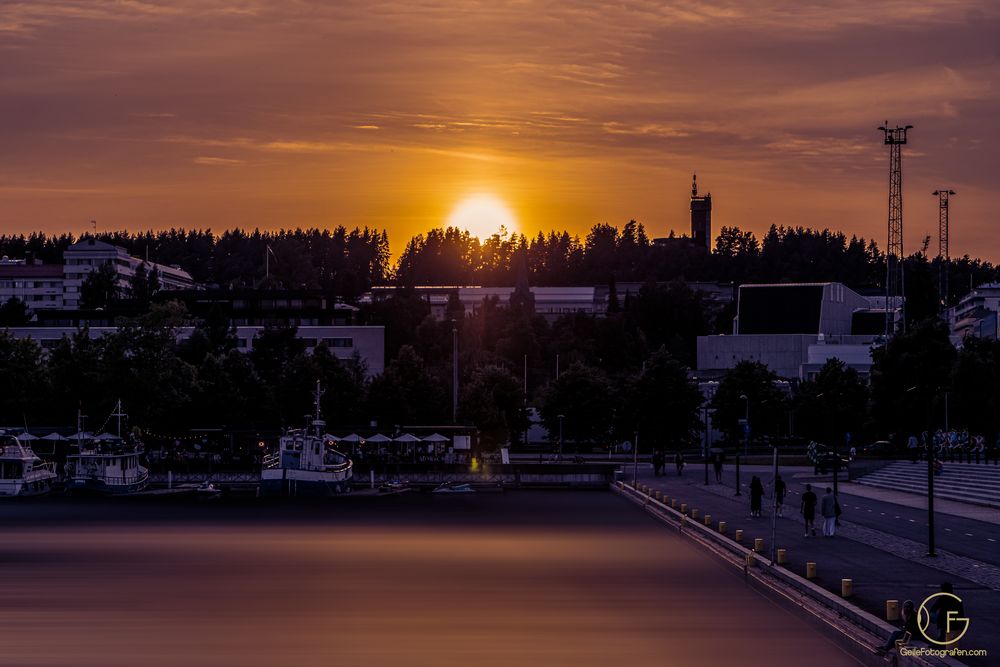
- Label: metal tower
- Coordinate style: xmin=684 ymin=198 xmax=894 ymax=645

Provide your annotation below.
xmin=879 ymin=122 xmax=912 ymax=335
xmin=932 ymin=189 xmax=956 ymax=308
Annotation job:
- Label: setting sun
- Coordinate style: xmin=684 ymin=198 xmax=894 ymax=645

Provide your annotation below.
xmin=446 ymin=194 xmax=518 ymax=240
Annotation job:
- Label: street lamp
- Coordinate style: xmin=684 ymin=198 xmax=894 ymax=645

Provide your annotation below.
xmin=558 ymin=414 xmax=565 ymax=462
xmin=740 ymin=394 xmax=750 ymax=457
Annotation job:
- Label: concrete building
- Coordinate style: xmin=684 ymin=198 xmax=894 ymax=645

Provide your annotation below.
xmin=370 ymin=285 xmax=602 ymax=321
xmin=7 ymin=325 xmax=385 ymax=376
xmin=697 ymin=282 xmax=883 ymax=381
xmin=947 ymin=283 xmax=1000 ymax=341
xmin=0 ymin=257 xmax=65 ymax=310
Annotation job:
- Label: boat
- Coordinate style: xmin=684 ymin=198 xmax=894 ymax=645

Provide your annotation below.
xmin=65 ymin=402 xmax=149 ymax=495
xmin=432 ymin=481 xmax=476 ymax=494
xmin=260 ymin=382 xmax=353 ymax=497
xmin=0 ymin=432 xmax=59 ymax=498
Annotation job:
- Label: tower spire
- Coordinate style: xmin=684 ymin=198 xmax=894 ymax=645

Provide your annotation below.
xmin=691 ymin=173 xmax=698 ymax=198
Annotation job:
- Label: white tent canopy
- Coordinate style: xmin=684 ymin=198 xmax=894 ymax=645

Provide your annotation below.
xmin=68 ymin=432 xmax=93 ymax=440
xmin=422 ymin=433 xmax=450 ymax=443
xmin=338 ymin=433 xmax=363 ymax=443
xmin=42 ymin=432 xmax=67 ymax=441
xmin=366 ymin=434 xmax=392 ymax=443
xmin=17 ymin=432 xmax=38 ymax=441
xmin=393 ymin=433 xmax=421 ymax=443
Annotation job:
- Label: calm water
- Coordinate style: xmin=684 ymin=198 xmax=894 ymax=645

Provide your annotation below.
xmin=0 ymin=492 xmax=857 ymax=666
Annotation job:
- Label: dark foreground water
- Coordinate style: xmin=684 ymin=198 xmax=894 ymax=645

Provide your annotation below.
xmin=0 ymin=492 xmax=857 ymax=667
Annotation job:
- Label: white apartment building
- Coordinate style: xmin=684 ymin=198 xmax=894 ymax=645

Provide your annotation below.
xmin=61 ymin=239 xmax=195 ymax=308
xmin=0 ymin=257 xmax=66 ymax=310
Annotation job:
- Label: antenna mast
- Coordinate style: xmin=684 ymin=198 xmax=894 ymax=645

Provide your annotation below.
xmin=879 ymin=122 xmax=912 ymax=336
xmin=932 ymin=189 xmax=956 ymax=309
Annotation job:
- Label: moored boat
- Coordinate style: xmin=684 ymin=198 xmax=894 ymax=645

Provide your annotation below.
xmin=65 ymin=401 xmax=149 ymax=496
xmin=0 ymin=432 xmax=59 ymax=498
xmin=260 ymin=382 xmax=353 ymax=498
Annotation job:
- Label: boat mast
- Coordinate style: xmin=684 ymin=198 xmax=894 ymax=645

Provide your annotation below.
xmin=111 ymin=400 xmax=127 ymax=439
xmin=313 ymin=381 xmax=325 ymax=437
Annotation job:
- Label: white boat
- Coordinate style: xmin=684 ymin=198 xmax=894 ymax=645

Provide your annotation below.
xmin=0 ymin=432 xmax=59 ymax=498
xmin=65 ymin=402 xmax=149 ymax=496
xmin=260 ymin=382 xmax=353 ymax=497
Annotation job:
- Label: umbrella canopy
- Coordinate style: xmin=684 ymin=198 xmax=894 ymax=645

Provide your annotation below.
xmin=366 ymin=433 xmax=392 ymax=443
xmin=338 ymin=433 xmax=363 ymax=443
xmin=42 ymin=432 xmax=67 ymax=441
xmin=94 ymin=433 xmax=120 ymax=441
xmin=17 ymin=432 xmax=38 ymax=441
xmin=68 ymin=431 xmax=93 ymax=440
xmin=393 ymin=433 xmax=421 ymax=443
xmin=422 ymin=433 xmax=450 ymax=443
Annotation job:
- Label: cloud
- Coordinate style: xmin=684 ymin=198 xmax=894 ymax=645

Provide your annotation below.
xmin=193 ymin=156 xmax=245 ymax=166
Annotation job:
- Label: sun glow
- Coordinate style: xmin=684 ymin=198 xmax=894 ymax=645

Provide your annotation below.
xmin=446 ymin=194 xmax=518 ymax=239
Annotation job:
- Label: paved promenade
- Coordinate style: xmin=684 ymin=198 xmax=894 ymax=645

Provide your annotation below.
xmin=633 ymin=464 xmax=999 ymax=666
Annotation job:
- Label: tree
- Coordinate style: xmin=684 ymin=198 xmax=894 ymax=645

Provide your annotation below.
xmin=79 ymin=261 xmax=119 ymax=309
xmin=622 ymin=349 xmax=703 ymax=451
xmin=460 ymin=365 xmax=526 ymax=450
xmin=794 ymin=359 xmax=868 ymax=446
xmin=365 ymin=346 xmax=446 ymax=427
xmin=710 ymin=361 xmax=788 ymax=444
xmin=949 ymin=337 xmax=1000 ymax=440
xmin=0 ymin=297 xmax=30 ymax=326
xmin=869 ymin=319 xmax=955 ymax=441
xmin=129 ymin=263 xmax=161 ymax=307
xmin=540 ymin=362 xmax=616 ymax=447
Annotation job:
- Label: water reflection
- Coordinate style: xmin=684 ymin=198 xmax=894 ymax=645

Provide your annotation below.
xmin=0 ymin=493 xmax=855 ymax=666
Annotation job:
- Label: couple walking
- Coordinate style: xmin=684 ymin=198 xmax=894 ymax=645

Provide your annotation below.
xmin=748 ymin=474 xmax=786 ymax=518
xmin=801 ymin=484 xmax=841 ymax=537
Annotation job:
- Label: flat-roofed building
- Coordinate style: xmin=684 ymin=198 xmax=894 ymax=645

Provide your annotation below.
xmin=0 ymin=257 xmax=65 ymax=310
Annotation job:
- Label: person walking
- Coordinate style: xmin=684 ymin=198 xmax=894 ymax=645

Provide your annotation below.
xmin=749 ymin=475 xmax=763 ymax=517
xmin=712 ymin=451 xmax=723 ymax=483
xmin=820 ymin=487 xmax=837 ymax=537
xmin=878 ymin=600 xmax=918 ymax=654
xmin=774 ymin=474 xmax=786 ymax=517
xmin=930 ymin=582 xmax=966 ymax=643
xmin=801 ymin=484 xmax=817 ymax=536
xmin=674 ymin=450 xmax=685 ymax=476
xmin=908 ymin=434 xmax=918 ymax=463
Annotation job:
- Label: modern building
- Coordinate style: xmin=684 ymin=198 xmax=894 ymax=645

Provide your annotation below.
xmin=697 ymin=282 xmax=885 ymax=381
xmin=370 ymin=285 xmax=603 ymax=321
xmin=946 ymin=282 xmax=1000 ymax=340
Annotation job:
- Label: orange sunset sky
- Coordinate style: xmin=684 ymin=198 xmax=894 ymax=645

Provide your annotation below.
xmin=1 ymin=1 xmax=998 ymax=258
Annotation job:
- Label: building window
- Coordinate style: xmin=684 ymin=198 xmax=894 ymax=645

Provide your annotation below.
xmin=323 ymin=337 xmax=353 ymax=348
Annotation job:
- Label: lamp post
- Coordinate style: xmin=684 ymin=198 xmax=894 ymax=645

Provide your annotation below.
xmin=740 ymin=394 xmax=750 ymax=457
xmin=703 ymin=406 xmax=712 ymax=486
xmin=632 ymin=431 xmax=639 ymax=487
xmin=451 ymin=319 xmax=459 ymax=424
xmin=558 ymin=414 xmax=565 ymax=462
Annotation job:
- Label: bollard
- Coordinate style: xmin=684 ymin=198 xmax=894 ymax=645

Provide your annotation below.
xmin=655 ymin=490 xmax=661 ymax=501
xmin=841 ymin=579 xmax=853 ymax=598
xmin=671 ymin=499 xmax=677 ymax=509
xmin=886 ymin=600 xmax=899 ymax=622
xmin=806 ymin=562 xmax=817 ymax=579
xmin=753 ymin=537 xmax=764 ymax=552
xmin=718 ymin=521 xmax=727 ymax=534
xmin=734 ymin=529 xmax=743 ymax=542
xmin=691 ymin=508 xmax=700 ymax=520
xmin=704 ymin=514 xmax=712 ymax=526
xmin=746 ymin=551 xmax=756 ymax=568
xmin=680 ymin=503 xmax=687 ymax=514
xmin=777 ymin=548 xmax=787 ymax=565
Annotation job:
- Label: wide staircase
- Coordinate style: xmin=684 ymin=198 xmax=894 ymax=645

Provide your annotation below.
xmin=855 ymin=460 xmax=1000 ymax=508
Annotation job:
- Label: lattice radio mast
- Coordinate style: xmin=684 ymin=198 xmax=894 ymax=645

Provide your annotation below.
xmin=932 ymin=189 xmax=955 ymax=309
xmin=879 ymin=122 xmax=912 ymax=336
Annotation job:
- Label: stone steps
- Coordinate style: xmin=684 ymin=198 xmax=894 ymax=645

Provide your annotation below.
xmin=855 ymin=461 xmax=1000 ymax=508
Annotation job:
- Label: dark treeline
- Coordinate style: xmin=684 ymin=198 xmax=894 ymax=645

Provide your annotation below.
xmin=2 ymin=223 xmax=997 ymax=303
xmin=3 ymin=221 xmax=1000 ymax=452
